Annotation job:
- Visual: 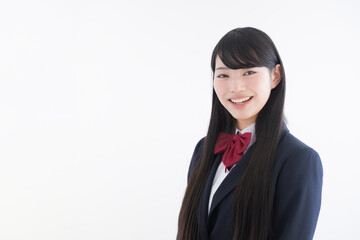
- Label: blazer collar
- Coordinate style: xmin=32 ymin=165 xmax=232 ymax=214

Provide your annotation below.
xmin=208 ymin=144 xmax=254 ymax=215
xmin=199 ymin=153 xmax=221 ymax=240
xmin=199 ymin=122 xmax=290 ymax=235
xmin=198 ymin=148 xmax=253 ymax=239
xmin=208 ymin=124 xmax=289 ymax=212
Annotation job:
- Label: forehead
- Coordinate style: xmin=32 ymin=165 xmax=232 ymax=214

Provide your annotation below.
xmin=215 ymin=55 xmax=226 ymax=67
xmin=215 ymin=55 xmax=230 ymax=70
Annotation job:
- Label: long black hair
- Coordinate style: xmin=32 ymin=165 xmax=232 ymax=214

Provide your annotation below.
xmin=178 ymin=27 xmax=286 ymax=240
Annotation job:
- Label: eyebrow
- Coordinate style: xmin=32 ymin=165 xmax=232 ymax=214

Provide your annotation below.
xmin=215 ymin=67 xmax=229 ymax=71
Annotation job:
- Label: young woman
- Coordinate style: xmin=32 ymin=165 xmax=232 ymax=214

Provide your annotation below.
xmin=177 ymin=27 xmax=323 ymax=240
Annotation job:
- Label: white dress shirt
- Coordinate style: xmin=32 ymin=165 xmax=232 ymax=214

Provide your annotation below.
xmin=208 ymin=122 xmax=256 ymax=214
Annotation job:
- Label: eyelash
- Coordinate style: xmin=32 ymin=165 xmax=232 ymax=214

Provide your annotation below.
xmin=217 ymin=74 xmax=229 ymax=78
xmin=217 ymin=71 xmax=255 ymax=78
xmin=244 ymin=71 xmax=255 ymax=76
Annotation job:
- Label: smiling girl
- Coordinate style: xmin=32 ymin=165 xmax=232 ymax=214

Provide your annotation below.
xmin=177 ymin=27 xmax=323 ymax=240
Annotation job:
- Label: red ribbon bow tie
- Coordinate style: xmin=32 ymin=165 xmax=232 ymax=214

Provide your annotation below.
xmin=214 ymin=132 xmax=252 ymax=172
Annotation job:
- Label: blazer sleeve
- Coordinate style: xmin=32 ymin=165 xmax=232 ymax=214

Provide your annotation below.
xmin=187 ymin=137 xmax=206 ymax=183
xmin=272 ymin=147 xmax=323 ymax=240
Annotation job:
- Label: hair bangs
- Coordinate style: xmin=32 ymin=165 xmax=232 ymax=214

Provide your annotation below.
xmin=211 ymin=28 xmax=277 ymax=72
xmin=217 ymin=42 xmax=262 ymax=69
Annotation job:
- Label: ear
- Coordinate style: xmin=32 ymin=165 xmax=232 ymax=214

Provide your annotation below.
xmin=270 ymin=64 xmax=282 ymax=89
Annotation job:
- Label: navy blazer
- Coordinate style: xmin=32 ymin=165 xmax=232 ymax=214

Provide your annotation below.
xmin=187 ymin=125 xmax=323 ymax=240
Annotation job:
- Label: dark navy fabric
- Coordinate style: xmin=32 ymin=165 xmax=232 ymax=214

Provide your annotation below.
xmin=186 ymin=125 xmax=323 ymax=240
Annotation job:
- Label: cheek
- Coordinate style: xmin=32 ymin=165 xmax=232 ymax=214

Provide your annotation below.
xmin=213 ymin=81 xmax=225 ymax=96
xmin=214 ymin=81 xmax=221 ymax=98
xmin=248 ymin=79 xmax=262 ymax=89
xmin=255 ymin=84 xmax=272 ymax=103
xmin=251 ymin=78 xmax=272 ymax=95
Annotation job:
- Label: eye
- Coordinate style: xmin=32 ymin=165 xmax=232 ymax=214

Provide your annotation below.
xmin=244 ymin=71 xmax=255 ymax=76
xmin=217 ymin=74 xmax=229 ymax=78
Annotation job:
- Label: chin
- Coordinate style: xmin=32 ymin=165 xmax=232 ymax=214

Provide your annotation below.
xmin=229 ymin=112 xmax=252 ymax=120
xmin=230 ymin=112 xmax=257 ymax=123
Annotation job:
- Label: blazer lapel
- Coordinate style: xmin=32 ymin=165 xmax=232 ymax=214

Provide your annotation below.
xmin=199 ymin=122 xmax=289 ymax=236
xmin=208 ymin=123 xmax=289 ymax=215
xmin=208 ymin=145 xmax=254 ymax=215
xmin=199 ymin=153 xmax=222 ymax=240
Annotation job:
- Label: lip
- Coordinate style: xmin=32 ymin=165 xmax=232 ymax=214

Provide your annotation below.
xmin=229 ymin=96 xmax=253 ymax=100
xmin=228 ymin=96 xmax=253 ymax=108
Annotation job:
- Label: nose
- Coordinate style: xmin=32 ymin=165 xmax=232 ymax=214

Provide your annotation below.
xmin=229 ymin=76 xmax=246 ymax=92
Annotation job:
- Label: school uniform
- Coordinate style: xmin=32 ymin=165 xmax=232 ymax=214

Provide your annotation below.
xmin=187 ymin=123 xmax=323 ymax=240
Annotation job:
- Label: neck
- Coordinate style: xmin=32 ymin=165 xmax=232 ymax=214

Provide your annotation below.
xmin=236 ymin=118 xmax=256 ymax=131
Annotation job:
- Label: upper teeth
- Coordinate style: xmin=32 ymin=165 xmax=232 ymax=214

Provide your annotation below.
xmin=231 ymin=97 xmax=251 ymax=103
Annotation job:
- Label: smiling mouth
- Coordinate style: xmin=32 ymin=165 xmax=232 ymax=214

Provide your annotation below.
xmin=229 ymin=96 xmax=253 ymax=104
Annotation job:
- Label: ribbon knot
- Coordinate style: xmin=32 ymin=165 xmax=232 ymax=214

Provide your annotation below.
xmin=214 ymin=132 xmax=252 ymax=172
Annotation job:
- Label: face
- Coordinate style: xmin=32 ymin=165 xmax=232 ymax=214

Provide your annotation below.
xmin=213 ymin=55 xmax=281 ymax=130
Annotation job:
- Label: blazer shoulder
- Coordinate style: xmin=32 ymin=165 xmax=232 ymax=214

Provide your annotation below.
xmin=187 ymin=136 xmax=206 ymax=182
xmin=277 ymin=131 xmax=321 ymax=164
xmin=272 ymin=132 xmax=323 ymax=239
xmin=274 ymin=131 xmax=323 ymax=188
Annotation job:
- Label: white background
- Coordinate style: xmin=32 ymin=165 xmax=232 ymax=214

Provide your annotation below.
xmin=0 ymin=0 xmax=359 ymax=239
